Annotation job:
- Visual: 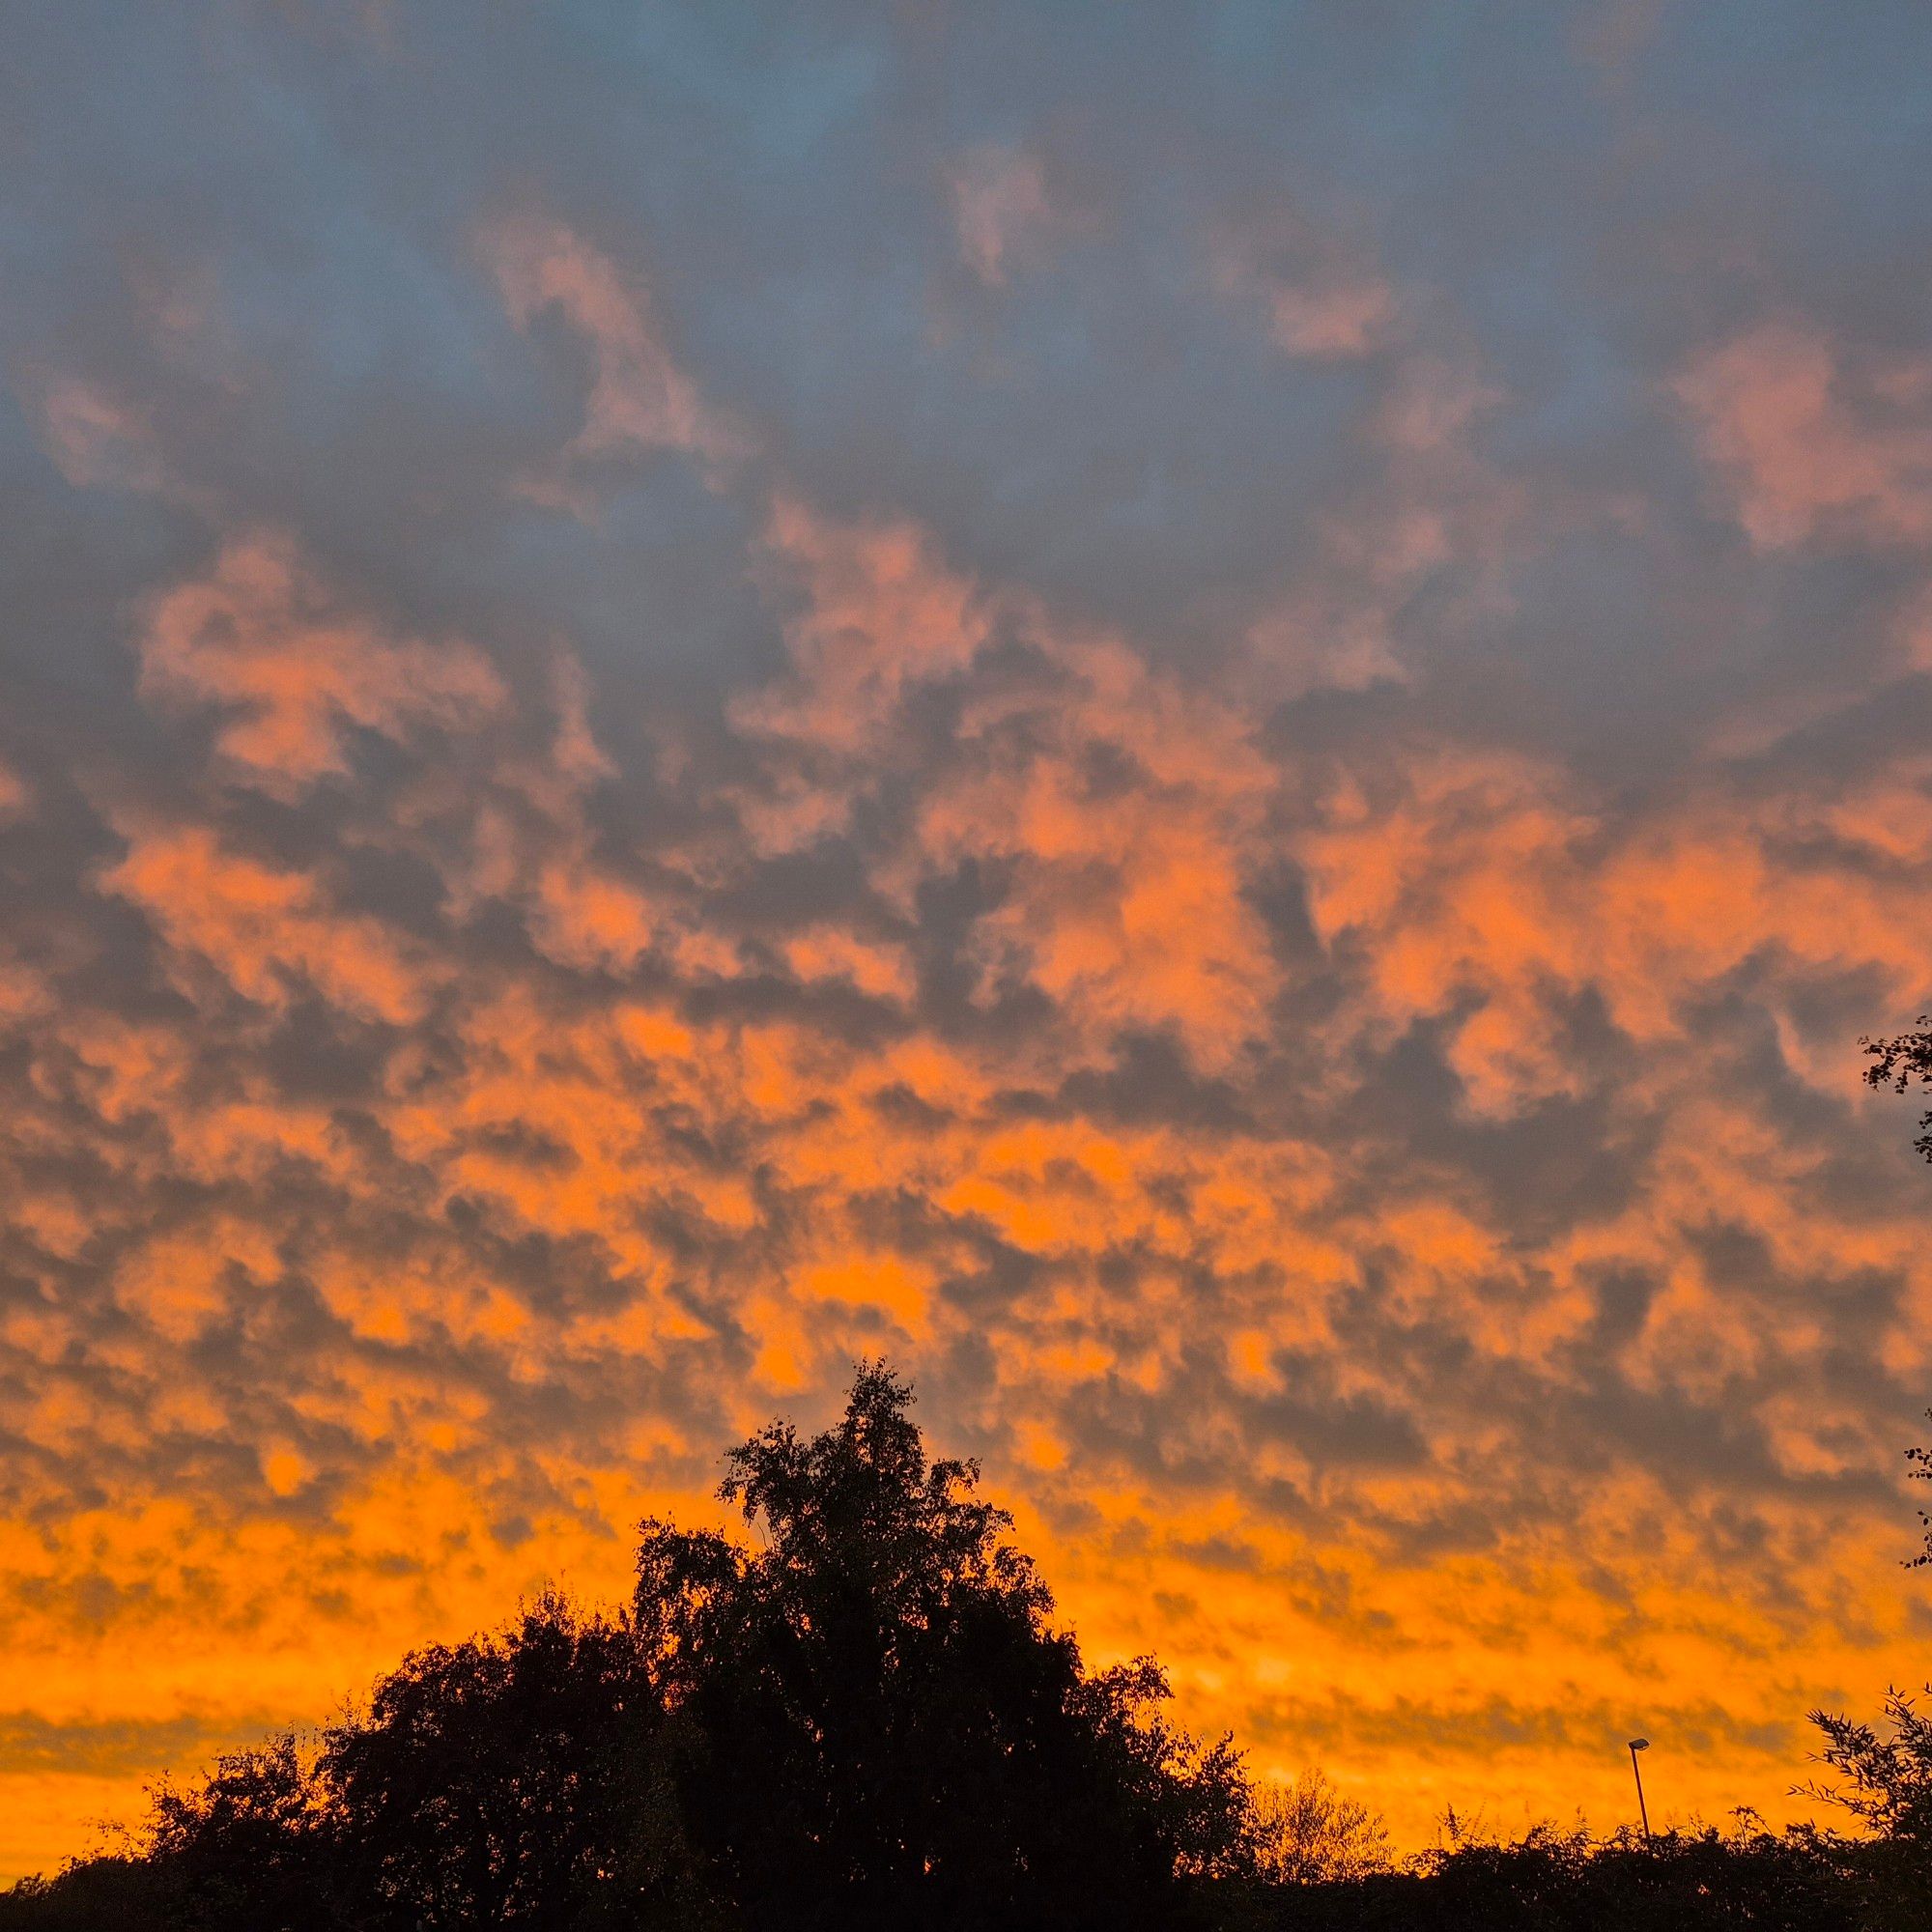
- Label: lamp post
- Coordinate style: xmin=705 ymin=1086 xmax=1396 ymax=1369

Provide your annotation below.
xmin=1628 ymin=1738 xmax=1652 ymax=1845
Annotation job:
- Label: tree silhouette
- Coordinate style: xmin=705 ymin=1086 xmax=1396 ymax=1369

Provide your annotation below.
xmin=317 ymin=1589 xmax=668 ymax=1926
xmin=1244 ymin=1770 xmax=1391 ymax=1885
xmin=631 ymin=1360 xmax=1250 ymax=1929
xmin=1861 ymin=1018 xmax=1932 ymax=1165
xmin=145 ymin=1734 xmax=333 ymax=1929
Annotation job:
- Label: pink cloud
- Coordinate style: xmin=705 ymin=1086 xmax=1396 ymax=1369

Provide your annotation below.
xmin=35 ymin=377 xmax=166 ymax=492
xmin=1238 ymin=354 xmax=1518 ymax=704
xmin=755 ymin=496 xmax=989 ymax=721
xmin=1209 ymin=211 xmax=1398 ymax=360
xmin=1675 ymin=319 xmax=1932 ymax=549
xmin=483 ymin=213 xmax=742 ymax=482
xmin=950 ymin=146 xmax=1057 ymax=287
xmin=0 ymin=758 xmax=30 ymax=822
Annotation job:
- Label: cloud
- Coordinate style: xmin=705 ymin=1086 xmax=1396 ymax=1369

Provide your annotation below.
xmin=1675 ymin=320 xmax=1932 ymax=550
xmin=100 ymin=817 xmax=434 ymax=1023
xmin=136 ymin=534 xmax=505 ymax=794
xmin=1237 ymin=352 xmax=1517 ymax=701
xmin=6 ymin=493 xmax=1930 ymax=1861
xmin=33 ymin=378 xmax=167 ymax=493
xmin=950 ymin=146 xmax=1058 ymax=288
xmin=1210 ymin=210 xmax=1399 ymax=360
xmin=908 ymin=625 xmax=1279 ymax=1069
xmin=0 ymin=759 xmax=30 ymax=822
xmin=482 ymin=213 xmax=744 ymax=489
xmin=735 ymin=495 xmax=993 ymax=756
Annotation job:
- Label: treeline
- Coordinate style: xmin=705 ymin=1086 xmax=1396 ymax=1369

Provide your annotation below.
xmin=4 ymin=1365 xmax=1928 ymax=1931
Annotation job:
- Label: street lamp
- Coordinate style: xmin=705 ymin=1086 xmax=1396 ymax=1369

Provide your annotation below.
xmin=1628 ymin=1738 xmax=1652 ymax=1845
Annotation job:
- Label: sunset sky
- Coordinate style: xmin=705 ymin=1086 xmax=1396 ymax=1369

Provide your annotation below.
xmin=5 ymin=0 xmax=1932 ymax=1881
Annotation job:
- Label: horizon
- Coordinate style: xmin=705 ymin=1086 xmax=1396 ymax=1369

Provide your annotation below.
xmin=4 ymin=0 xmax=1932 ymax=1884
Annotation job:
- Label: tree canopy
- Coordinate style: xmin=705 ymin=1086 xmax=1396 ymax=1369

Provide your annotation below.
xmin=627 ymin=1361 xmax=1250 ymax=1929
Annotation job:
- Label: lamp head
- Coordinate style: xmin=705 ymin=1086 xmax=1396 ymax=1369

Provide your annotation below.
xmin=1629 ymin=1738 xmax=1649 ymax=1752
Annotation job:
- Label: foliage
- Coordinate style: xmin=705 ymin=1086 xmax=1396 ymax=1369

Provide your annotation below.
xmin=1215 ymin=1821 xmax=1862 ymax=1931
xmin=1245 ymin=1770 xmax=1392 ymax=1885
xmin=144 ymin=1734 xmax=336 ymax=1930
xmin=0 ymin=1858 xmax=166 ymax=1932
xmin=1804 ymin=1688 xmax=1932 ymax=1930
xmin=1806 ymin=1688 xmax=1932 ymax=1843
xmin=318 ymin=1588 xmax=667 ymax=1927
xmin=629 ymin=1360 xmax=1251 ymax=1927
xmin=1861 ymin=1018 xmax=1932 ymax=1165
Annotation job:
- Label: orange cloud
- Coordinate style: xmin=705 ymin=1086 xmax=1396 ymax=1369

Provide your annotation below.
xmin=4 ymin=469 xmax=1930 ymax=1881
xmin=101 ymin=818 xmax=433 ymax=1022
xmin=137 ymin=533 xmax=504 ymax=792
xmin=1293 ymin=741 xmax=1932 ymax=1114
xmin=913 ymin=631 xmax=1278 ymax=1068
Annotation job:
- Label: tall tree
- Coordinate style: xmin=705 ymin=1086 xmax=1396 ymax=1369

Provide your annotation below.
xmin=634 ymin=1361 xmax=1251 ymax=1930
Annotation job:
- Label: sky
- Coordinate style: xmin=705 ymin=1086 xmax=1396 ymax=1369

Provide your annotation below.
xmin=3 ymin=0 xmax=1932 ymax=1879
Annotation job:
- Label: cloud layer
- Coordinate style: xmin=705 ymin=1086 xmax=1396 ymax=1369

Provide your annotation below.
xmin=2 ymin=0 xmax=1931 ymax=1877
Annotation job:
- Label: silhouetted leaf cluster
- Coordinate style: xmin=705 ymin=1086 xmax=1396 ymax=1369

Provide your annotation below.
xmin=1862 ymin=1018 xmax=1932 ymax=1166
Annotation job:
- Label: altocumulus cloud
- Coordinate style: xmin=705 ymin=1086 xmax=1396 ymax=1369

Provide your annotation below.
xmin=1 ymin=0 xmax=1931 ymax=1877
